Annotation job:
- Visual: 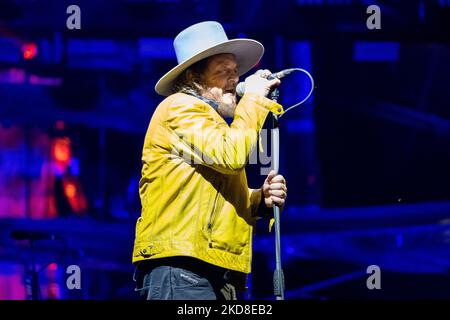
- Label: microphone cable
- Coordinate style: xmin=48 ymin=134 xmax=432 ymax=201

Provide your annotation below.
xmin=278 ymin=68 xmax=315 ymax=118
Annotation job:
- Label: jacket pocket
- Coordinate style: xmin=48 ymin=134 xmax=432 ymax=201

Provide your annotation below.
xmin=206 ymin=186 xmax=221 ymax=248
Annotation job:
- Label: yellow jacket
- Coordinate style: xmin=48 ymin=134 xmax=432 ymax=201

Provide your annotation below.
xmin=132 ymin=92 xmax=283 ymax=273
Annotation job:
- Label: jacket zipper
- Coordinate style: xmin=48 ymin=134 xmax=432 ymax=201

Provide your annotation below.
xmin=207 ymin=186 xmax=221 ymax=247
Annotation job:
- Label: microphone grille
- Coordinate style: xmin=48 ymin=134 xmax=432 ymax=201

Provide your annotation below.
xmin=236 ymin=82 xmax=245 ymax=97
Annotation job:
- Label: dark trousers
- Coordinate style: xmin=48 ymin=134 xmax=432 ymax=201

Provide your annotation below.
xmin=134 ymin=257 xmax=246 ymax=300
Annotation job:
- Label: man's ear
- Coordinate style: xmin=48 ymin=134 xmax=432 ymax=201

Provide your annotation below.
xmin=186 ymin=69 xmax=192 ymax=81
xmin=186 ymin=69 xmax=194 ymax=81
xmin=187 ymin=69 xmax=205 ymax=88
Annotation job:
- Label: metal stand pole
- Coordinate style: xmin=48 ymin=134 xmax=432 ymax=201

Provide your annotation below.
xmin=270 ymin=88 xmax=285 ymax=300
xmin=25 ymin=239 xmax=41 ymax=300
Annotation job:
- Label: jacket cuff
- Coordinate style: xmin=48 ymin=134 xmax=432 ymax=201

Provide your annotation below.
xmin=256 ymin=188 xmax=274 ymax=219
xmin=241 ymin=93 xmax=284 ymax=115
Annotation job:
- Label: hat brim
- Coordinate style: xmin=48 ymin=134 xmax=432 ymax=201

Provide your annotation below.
xmin=155 ymin=39 xmax=264 ymax=96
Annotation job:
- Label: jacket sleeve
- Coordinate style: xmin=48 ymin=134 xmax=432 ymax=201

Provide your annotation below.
xmin=249 ymin=188 xmax=262 ymax=217
xmin=249 ymin=188 xmax=274 ymax=219
xmin=166 ymin=93 xmax=283 ymax=175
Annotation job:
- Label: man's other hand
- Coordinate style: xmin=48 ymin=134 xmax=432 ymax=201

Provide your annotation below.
xmin=262 ymin=170 xmax=287 ymax=210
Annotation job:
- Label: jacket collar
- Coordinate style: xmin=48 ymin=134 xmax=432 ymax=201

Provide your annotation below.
xmin=181 ymin=89 xmax=220 ymax=112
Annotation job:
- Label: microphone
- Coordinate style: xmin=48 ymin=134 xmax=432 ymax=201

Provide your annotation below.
xmin=11 ymin=230 xmax=59 ymax=241
xmin=236 ymin=68 xmax=297 ymax=97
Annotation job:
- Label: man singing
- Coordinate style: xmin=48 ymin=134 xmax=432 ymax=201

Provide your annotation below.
xmin=133 ymin=21 xmax=288 ymax=300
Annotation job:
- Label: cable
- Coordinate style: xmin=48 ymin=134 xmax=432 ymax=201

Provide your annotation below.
xmin=279 ymin=68 xmax=315 ymax=118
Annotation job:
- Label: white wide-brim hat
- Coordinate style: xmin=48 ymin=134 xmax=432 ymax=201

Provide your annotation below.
xmin=155 ymin=21 xmax=264 ymax=96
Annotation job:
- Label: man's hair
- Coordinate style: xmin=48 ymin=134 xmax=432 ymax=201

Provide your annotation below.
xmin=171 ymin=58 xmax=209 ymax=95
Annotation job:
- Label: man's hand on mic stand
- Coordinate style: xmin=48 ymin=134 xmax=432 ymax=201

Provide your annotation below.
xmin=262 ymin=170 xmax=287 ymax=211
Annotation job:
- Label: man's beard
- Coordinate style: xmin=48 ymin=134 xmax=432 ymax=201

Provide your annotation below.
xmin=202 ymin=87 xmax=237 ymax=119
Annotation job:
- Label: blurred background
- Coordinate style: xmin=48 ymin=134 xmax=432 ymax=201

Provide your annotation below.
xmin=0 ymin=0 xmax=450 ymax=300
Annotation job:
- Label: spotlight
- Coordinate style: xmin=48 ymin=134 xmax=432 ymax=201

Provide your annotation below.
xmin=22 ymin=42 xmax=38 ymax=60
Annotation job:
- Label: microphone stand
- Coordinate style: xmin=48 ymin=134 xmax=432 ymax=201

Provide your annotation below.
xmin=13 ymin=232 xmax=69 ymax=300
xmin=26 ymin=238 xmax=41 ymax=300
xmin=269 ymin=87 xmax=285 ymax=300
